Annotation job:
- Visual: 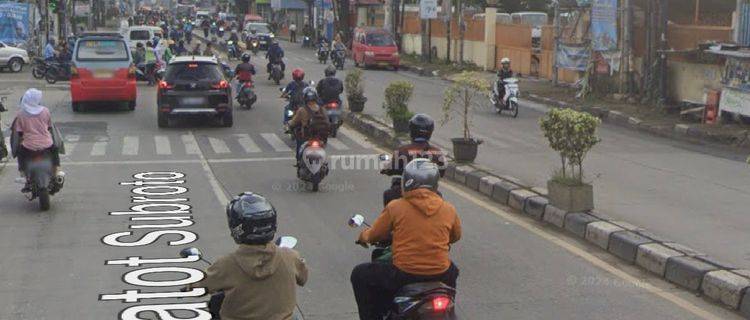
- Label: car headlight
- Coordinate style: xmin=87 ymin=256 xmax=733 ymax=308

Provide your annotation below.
xmin=365 ymin=51 xmax=374 ymax=57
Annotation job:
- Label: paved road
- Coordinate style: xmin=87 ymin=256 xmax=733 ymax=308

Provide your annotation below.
xmin=0 ymin=47 xmax=741 ymax=319
xmin=268 ymin=45 xmax=750 ymax=270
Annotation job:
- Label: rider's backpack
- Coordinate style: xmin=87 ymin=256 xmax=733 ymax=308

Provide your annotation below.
xmin=290 ymin=82 xmax=307 ymax=108
xmin=304 ymin=105 xmax=330 ymax=140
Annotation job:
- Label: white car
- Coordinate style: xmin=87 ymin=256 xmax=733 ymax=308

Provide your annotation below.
xmin=0 ymin=41 xmax=30 ymax=73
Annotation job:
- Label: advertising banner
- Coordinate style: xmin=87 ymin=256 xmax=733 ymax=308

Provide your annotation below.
xmin=0 ymin=1 xmax=31 ymax=46
xmin=591 ymin=0 xmax=618 ymax=51
xmin=556 ymin=44 xmax=590 ymax=71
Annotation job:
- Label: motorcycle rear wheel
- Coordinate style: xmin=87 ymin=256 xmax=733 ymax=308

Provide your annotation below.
xmin=38 ymin=188 xmax=50 ymax=211
xmin=511 ymin=101 xmax=519 ymax=118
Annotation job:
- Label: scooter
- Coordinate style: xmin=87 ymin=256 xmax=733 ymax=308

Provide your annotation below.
xmin=348 ymin=214 xmax=458 ymax=319
xmin=44 ymin=61 xmax=72 ymax=84
xmin=490 ymin=77 xmax=520 ymax=118
xmin=322 ymin=100 xmax=342 ymax=138
xmin=237 ymin=81 xmax=257 ymax=109
xmin=270 ymin=61 xmax=284 ymax=85
xmin=332 ymin=49 xmax=346 ymax=70
xmin=317 ymin=44 xmax=329 ymax=64
xmin=217 ymin=26 xmax=225 ymax=38
xmin=250 ymin=38 xmax=260 ymax=55
xmin=297 ymin=138 xmax=329 ymax=192
xmin=179 ymin=236 xmax=299 ymax=319
xmin=226 ymin=40 xmax=240 ymax=60
xmin=32 ymin=57 xmax=50 ymax=79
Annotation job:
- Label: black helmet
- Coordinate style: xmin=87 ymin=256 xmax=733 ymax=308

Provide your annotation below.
xmin=324 ymin=65 xmax=336 ymax=77
xmin=409 ymin=113 xmax=435 ymax=142
xmin=241 ymin=53 xmax=251 ymax=62
xmin=402 ymin=158 xmax=440 ymax=192
xmin=225 ymin=192 xmax=277 ymax=245
xmin=302 ymin=87 xmax=318 ymax=103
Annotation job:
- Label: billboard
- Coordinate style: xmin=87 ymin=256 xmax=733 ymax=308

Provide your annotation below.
xmin=0 ymin=1 xmax=31 ymax=46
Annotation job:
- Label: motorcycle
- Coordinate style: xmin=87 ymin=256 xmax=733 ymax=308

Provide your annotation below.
xmin=44 ymin=62 xmax=73 ymax=84
xmin=270 ymin=62 xmax=283 ymax=85
xmin=249 ymin=38 xmax=260 ymax=55
xmin=297 ymin=138 xmax=329 ymax=192
xmin=226 ymin=40 xmax=240 ymax=60
xmin=322 ymin=100 xmax=342 ymax=137
xmin=19 ymin=151 xmax=65 ymax=211
xmin=217 ymin=26 xmax=225 ymax=38
xmin=347 ymin=214 xmax=458 ymax=319
xmin=179 ymin=236 xmax=299 ymax=319
xmin=490 ymin=77 xmax=520 ymax=118
xmin=135 ymin=62 xmax=165 ymax=83
xmin=237 ymin=81 xmax=257 ymax=109
xmin=317 ymin=44 xmax=329 ymax=64
xmin=32 ymin=57 xmax=50 ymax=79
xmin=332 ymin=49 xmax=346 ymax=70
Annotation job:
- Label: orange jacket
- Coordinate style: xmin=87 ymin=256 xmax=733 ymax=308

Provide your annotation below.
xmin=359 ymin=188 xmax=462 ymax=276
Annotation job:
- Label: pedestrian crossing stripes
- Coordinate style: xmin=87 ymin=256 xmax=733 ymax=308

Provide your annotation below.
xmin=43 ymin=131 xmax=372 ymax=158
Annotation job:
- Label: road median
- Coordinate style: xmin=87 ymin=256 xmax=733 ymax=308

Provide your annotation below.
xmin=342 ymin=109 xmax=750 ymax=317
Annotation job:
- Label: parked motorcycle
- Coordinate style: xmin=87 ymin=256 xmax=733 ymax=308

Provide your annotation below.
xmin=348 ymin=214 xmax=458 ymax=319
xmin=297 ymin=138 xmax=329 ymax=192
xmin=322 ymin=100 xmax=342 ymax=137
xmin=32 ymin=58 xmax=50 ymax=79
xmin=44 ymin=62 xmax=72 ymax=84
xmin=270 ymin=62 xmax=284 ymax=85
xmin=237 ymin=81 xmax=257 ymax=109
xmin=317 ymin=44 xmax=329 ymax=64
xmin=332 ymin=49 xmax=345 ymax=70
xmin=178 ymin=236 xmax=299 ymax=319
xmin=490 ymin=77 xmax=520 ymax=118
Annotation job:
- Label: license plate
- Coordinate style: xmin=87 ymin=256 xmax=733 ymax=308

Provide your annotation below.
xmin=181 ymin=97 xmax=206 ymax=106
xmin=94 ymin=70 xmax=114 ymax=78
xmin=378 ymin=62 xmax=390 ymax=67
xmin=260 ymin=40 xmax=266 ymax=44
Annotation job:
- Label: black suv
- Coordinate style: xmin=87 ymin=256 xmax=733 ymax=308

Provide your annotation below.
xmin=157 ymin=56 xmax=233 ymax=128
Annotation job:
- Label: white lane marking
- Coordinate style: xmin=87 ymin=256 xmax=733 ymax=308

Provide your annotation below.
xmin=154 ymin=136 xmax=172 ymax=155
xmin=207 ymin=137 xmax=230 ymax=154
xmin=65 ymin=134 xmax=80 ymax=142
xmin=122 ymin=136 xmax=139 ymax=156
xmin=63 ymin=142 xmax=76 ymax=157
xmin=339 ymin=126 xmax=373 ymax=149
xmin=181 ymin=134 xmax=200 ymax=154
xmin=235 ymin=134 xmax=262 ymax=153
xmin=260 ymin=133 xmax=291 ymax=152
xmin=91 ymin=140 xmax=107 ymax=156
xmin=327 ymin=138 xmax=349 ymax=150
xmin=191 ymin=131 xmax=229 ymax=206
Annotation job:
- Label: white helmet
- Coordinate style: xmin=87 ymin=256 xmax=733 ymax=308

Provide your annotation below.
xmin=500 ymin=57 xmax=510 ymax=64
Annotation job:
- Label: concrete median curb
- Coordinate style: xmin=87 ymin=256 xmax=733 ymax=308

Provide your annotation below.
xmin=342 ymin=104 xmax=750 ymax=317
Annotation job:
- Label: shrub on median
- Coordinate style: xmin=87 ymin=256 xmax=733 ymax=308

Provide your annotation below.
xmin=539 ymin=108 xmax=601 ymax=185
xmin=441 ymin=71 xmax=490 ymax=140
xmin=383 ymin=80 xmax=415 ymax=122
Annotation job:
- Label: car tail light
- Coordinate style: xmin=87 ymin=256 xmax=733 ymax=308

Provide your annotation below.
xmin=212 ymin=80 xmax=229 ymax=89
xmin=160 ymin=106 xmax=171 ymax=113
xmin=431 ymin=296 xmax=450 ymax=312
xmin=158 ymin=81 xmax=173 ymax=90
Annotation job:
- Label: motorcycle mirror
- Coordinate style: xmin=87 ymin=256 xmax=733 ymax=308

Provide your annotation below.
xmin=276 ymin=236 xmax=298 ymax=249
xmin=179 ymin=247 xmax=202 ymax=258
xmin=309 ymin=80 xmax=315 ymax=86
xmin=378 ymin=154 xmax=390 ymax=162
xmin=348 ymin=214 xmax=366 ymax=228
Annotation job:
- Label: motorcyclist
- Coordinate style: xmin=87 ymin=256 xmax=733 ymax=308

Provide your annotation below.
xmin=381 ymin=113 xmax=446 ymax=206
xmin=43 ymin=38 xmax=57 ymax=62
xmin=351 ymin=158 xmax=461 ymax=320
xmin=133 ymin=42 xmax=146 ymax=66
xmin=11 ymin=89 xmax=63 ymax=190
xmin=287 ymin=87 xmax=329 ymax=161
xmin=281 ymin=68 xmax=308 ymax=125
xmin=496 ymin=57 xmax=514 ymax=105
xmin=187 ymin=192 xmax=308 ymax=320
xmin=315 ymin=65 xmax=343 ymax=106
xmin=203 ymin=42 xmax=216 ymax=57
xmin=245 ymin=28 xmax=259 ymax=51
xmin=228 ymin=30 xmax=239 ymax=44
xmin=234 ymin=53 xmax=257 ymax=100
xmin=266 ymin=40 xmax=285 ymax=77
xmin=201 ymin=18 xmax=210 ymax=38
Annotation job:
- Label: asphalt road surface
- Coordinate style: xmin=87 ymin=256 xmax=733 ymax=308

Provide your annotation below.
xmin=0 ymin=45 xmax=742 ymax=319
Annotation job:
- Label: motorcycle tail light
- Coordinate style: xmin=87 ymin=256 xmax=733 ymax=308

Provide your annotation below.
xmin=431 ymin=296 xmax=450 ymax=312
xmin=310 ymin=140 xmax=321 ymax=148
xmin=212 ymin=80 xmax=229 ymax=89
xmin=158 ymin=81 xmax=173 ymax=89
xmin=325 ymin=103 xmax=338 ymax=109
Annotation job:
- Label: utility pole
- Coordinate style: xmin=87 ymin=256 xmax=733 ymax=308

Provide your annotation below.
xmin=552 ymin=1 xmax=560 ymax=85
xmin=619 ymin=0 xmax=631 ymax=94
xmin=384 ymin=0 xmax=392 ymax=33
xmin=457 ymin=0 xmax=463 ymax=64
xmin=88 ymin=0 xmax=94 ymax=30
xmin=444 ymin=0 xmax=451 ymax=63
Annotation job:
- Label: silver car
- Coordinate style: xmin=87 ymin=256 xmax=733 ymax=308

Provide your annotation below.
xmin=0 ymin=41 xmax=30 ymax=73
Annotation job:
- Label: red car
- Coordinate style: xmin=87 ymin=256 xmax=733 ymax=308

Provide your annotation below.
xmin=352 ymin=27 xmax=400 ymax=70
xmin=70 ymin=34 xmax=137 ymax=112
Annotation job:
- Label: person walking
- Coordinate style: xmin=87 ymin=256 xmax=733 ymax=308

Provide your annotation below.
xmin=289 ymin=23 xmax=297 ymax=43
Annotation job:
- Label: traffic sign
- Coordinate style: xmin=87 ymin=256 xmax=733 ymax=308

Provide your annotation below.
xmin=420 ymin=0 xmax=438 ymax=19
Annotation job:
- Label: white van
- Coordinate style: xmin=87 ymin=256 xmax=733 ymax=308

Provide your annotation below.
xmin=126 ymin=26 xmax=166 ymax=54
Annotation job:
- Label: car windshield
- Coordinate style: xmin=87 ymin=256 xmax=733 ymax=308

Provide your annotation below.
xmin=366 ymin=33 xmax=395 ymax=46
xmin=76 ymin=40 xmax=129 ymax=61
xmin=129 ymin=30 xmax=151 ymax=40
xmin=246 ymin=24 xmax=270 ymax=34
xmin=165 ymin=62 xmax=223 ymax=82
